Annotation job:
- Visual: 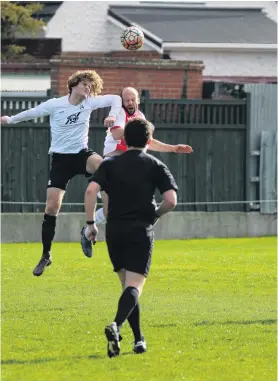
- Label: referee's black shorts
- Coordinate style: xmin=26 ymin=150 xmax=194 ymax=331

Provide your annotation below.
xmin=105 ymin=221 xmax=154 ymax=277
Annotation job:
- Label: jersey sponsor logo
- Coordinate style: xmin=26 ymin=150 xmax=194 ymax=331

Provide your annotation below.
xmin=66 ymin=112 xmax=81 ymax=125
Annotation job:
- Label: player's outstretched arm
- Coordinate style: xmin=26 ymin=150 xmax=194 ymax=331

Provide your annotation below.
xmin=0 ymin=116 xmax=10 ymax=124
xmin=0 ymin=99 xmax=54 ymax=125
xmin=88 ymin=95 xmax=122 ymax=128
xmin=148 ymin=138 xmax=193 ymax=153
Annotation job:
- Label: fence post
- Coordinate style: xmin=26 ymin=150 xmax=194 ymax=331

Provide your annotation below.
xmin=141 ymin=89 xmax=150 ymax=120
xmin=245 ymin=92 xmax=252 ymax=212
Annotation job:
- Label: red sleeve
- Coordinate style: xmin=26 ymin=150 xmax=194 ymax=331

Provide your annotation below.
xmin=110 ymin=125 xmax=122 ymax=131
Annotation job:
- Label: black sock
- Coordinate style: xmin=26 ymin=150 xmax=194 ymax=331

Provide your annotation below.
xmin=42 ymin=214 xmax=56 ymax=254
xmin=114 ymin=286 xmax=139 ymax=328
xmin=127 ymin=303 xmax=143 ymax=343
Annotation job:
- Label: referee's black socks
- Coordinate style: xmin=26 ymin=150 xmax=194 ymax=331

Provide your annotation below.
xmin=128 ymin=303 xmax=143 ymax=343
xmin=114 ymin=286 xmax=139 ymax=328
xmin=42 ymin=214 xmax=57 ymax=254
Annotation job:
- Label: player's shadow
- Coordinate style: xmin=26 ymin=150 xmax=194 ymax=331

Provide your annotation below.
xmin=2 ymin=358 xmax=59 ymax=365
xmin=2 ymin=354 xmax=105 ymax=365
xmin=87 ymin=354 xmax=106 ymax=360
xmin=193 ymin=319 xmax=277 ymax=326
xmin=151 ymin=323 xmax=177 ymax=328
xmin=2 ymin=307 xmax=67 ymax=314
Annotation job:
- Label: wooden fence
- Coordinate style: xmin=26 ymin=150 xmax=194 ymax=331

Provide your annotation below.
xmin=1 ymin=94 xmax=248 ymax=213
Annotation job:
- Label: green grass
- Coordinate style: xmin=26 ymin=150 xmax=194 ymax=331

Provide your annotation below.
xmin=1 ymin=237 xmax=277 ymax=381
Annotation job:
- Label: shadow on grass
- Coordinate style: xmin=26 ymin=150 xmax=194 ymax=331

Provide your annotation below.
xmin=151 ymin=323 xmax=177 ymax=328
xmin=193 ymin=319 xmax=277 ymax=326
xmin=2 ymin=353 xmax=106 ymax=365
xmin=2 ymin=358 xmax=58 ymax=365
xmin=2 ymin=307 xmax=66 ymax=314
xmin=2 ymin=348 xmax=140 ymax=365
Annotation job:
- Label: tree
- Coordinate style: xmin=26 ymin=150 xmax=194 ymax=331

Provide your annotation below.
xmin=1 ymin=1 xmax=45 ymax=61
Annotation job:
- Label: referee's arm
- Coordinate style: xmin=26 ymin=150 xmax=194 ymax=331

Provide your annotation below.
xmin=85 ymin=181 xmax=101 ymax=223
xmin=155 ymin=189 xmax=177 ymax=218
xmin=85 ymin=162 xmax=108 ymax=222
xmin=155 ymin=163 xmax=178 ymax=219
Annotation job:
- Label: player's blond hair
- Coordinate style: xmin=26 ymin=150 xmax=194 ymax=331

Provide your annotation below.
xmin=67 ymin=70 xmax=103 ymax=96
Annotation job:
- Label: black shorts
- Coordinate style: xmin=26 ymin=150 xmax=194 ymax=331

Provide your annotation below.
xmin=105 ymin=221 xmax=154 ymax=277
xmin=47 ymin=149 xmax=96 ymax=190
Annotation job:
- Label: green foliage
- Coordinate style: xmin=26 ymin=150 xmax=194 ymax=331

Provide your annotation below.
xmin=1 ymin=1 xmax=45 ymax=60
xmin=1 ymin=238 xmax=277 ymax=381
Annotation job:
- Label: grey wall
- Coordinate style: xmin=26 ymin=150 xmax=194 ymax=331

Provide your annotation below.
xmin=245 ymin=84 xmax=277 ymax=152
xmin=1 ymin=212 xmax=276 ymax=243
xmin=245 ymin=84 xmax=278 ymax=211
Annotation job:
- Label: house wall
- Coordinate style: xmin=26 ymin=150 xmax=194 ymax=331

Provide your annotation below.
xmin=170 ymin=50 xmax=277 ymax=79
xmin=45 ymin=1 xmax=154 ymax=52
xmin=50 ymin=55 xmax=204 ymax=99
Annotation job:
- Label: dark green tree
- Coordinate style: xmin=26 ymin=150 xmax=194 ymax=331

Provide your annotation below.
xmin=1 ymin=1 xmax=45 ymax=60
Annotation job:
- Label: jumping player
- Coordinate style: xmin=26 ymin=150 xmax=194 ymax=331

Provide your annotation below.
xmin=0 ymin=70 xmax=122 ymax=277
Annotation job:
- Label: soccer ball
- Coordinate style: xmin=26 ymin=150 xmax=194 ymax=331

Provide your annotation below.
xmin=121 ymin=26 xmax=144 ymax=51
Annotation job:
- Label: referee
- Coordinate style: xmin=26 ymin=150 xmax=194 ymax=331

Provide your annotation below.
xmin=82 ymin=118 xmax=178 ymax=357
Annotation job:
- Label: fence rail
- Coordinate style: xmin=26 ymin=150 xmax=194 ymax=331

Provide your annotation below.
xmin=1 ymin=94 xmax=247 ymax=126
xmin=141 ymin=91 xmax=247 ymax=125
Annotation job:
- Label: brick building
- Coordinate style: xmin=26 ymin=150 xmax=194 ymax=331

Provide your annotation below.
xmin=1 ymin=1 xmax=277 ymax=99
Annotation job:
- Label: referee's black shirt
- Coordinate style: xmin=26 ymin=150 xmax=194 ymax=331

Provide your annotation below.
xmin=91 ymin=149 xmax=178 ymax=224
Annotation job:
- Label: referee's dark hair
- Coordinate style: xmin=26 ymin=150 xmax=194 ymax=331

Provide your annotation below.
xmin=124 ymin=118 xmax=152 ymax=148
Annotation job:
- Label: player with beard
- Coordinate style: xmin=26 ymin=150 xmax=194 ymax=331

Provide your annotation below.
xmin=82 ymin=87 xmax=192 ymax=230
xmin=103 ymin=87 xmax=193 ymax=158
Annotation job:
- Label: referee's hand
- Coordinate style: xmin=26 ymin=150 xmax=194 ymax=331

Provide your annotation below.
xmin=86 ymin=224 xmax=98 ymax=244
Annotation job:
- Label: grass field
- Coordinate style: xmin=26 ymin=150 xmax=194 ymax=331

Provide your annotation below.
xmin=1 ymin=237 xmax=277 ymax=381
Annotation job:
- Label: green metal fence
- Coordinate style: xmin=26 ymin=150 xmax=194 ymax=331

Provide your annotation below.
xmin=1 ymin=94 xmax=248 ymax=213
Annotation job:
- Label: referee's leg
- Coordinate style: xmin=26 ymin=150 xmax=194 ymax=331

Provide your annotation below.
xmin=105 ymin=271 xmax=145 ymax=357
xmin=116 ymin=270 xmax=145 ymax=346
xmin=104 ymin=224 xmax=152 ymax=356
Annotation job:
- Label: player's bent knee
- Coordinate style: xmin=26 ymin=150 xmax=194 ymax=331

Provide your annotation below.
xmin=45 ymin=201 xmax=61 ymax=215
xmin=45 ymin=188 xmax=64 ymax=215
xmin=86 ymin=153 xmax=103 ymax=173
